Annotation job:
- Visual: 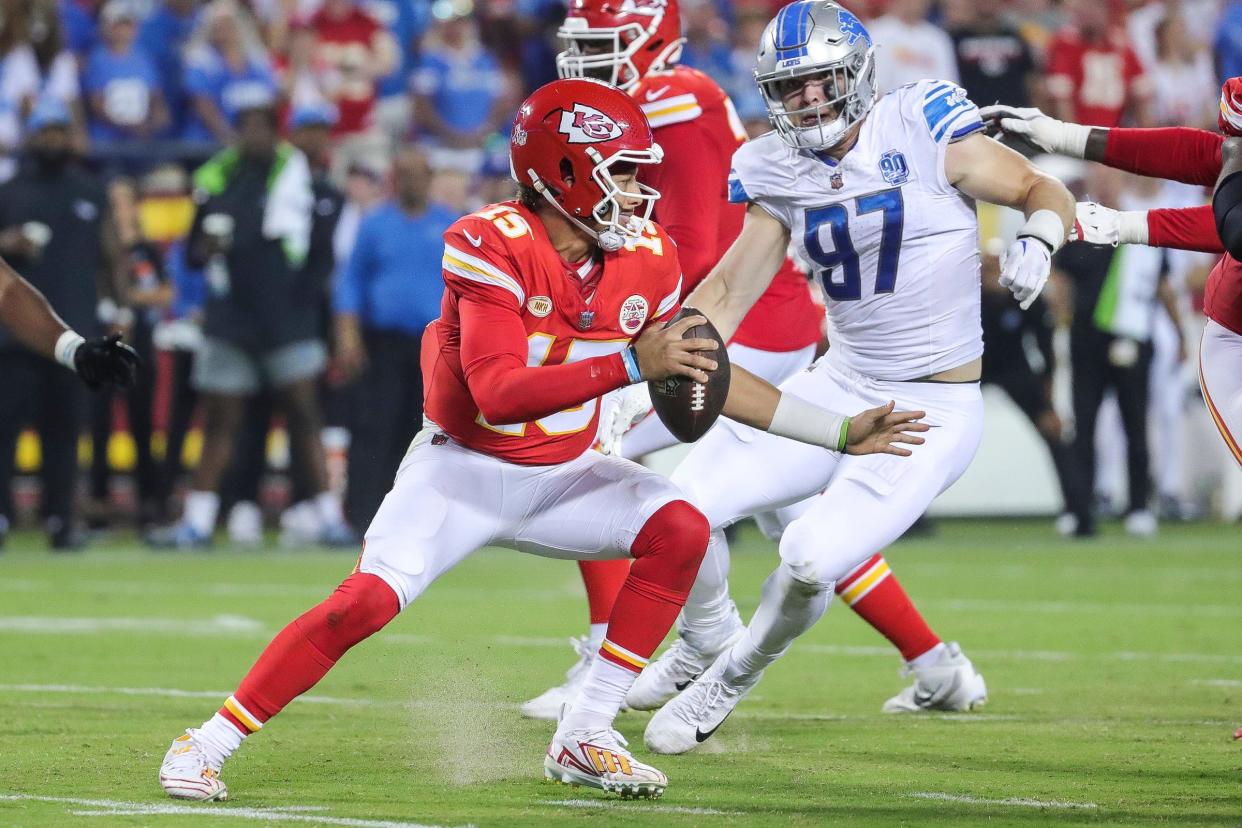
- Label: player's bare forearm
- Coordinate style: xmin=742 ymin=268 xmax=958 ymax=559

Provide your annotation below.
xmin=0 ymin=260 xmax=72 ymax=360
xmin=721 ymin=365 xmax=780 ymax=430
xmin=948 ymin=133 xmax=1073 ymax=235
xmin=1213 ymin=138 xmax=1242 ymax=259
xmin=684 ymin=204 xmax=788 ymax=342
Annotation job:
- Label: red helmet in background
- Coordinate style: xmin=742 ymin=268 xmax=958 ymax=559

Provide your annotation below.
xmin=1220 ymin=77 xmax=1242 ymax=136
xmin=511 ymin=78 xmax=663 ymax=251
xmin=556 ymin=0 xmax=684 ymax=92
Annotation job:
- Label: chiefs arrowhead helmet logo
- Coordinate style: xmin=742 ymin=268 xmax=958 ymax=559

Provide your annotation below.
xmin=559 ymin=103 xmax=624 ymax=144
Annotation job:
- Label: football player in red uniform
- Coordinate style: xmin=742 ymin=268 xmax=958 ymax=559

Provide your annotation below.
xmin=520 ymin=0 xmax=985 ymax=720
xmin=982 ymin=83 xmax=1242 ymax=473
xmin=157 ymin=78 xmax=927 ymax=801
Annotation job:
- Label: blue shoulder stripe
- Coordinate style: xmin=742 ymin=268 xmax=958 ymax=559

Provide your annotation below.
xmin=931 ymin=101 xmax=977 ymax=140
xmin=949 ymin=121 xmax=985 ymax=141
xmin=727 ymin=172 xmax=750 ymax=204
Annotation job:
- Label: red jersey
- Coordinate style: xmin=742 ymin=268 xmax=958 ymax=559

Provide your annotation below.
xmin=307 ymin=7 xmax=384 ymax=135
xmin=422 ymin=201 xmax=683 ymax=465
xmin=1100 ymin=126 xmax=1242 ymax=334
xmin=1045 ymin=27 xmax=1150 ymax=128
xmin=632 ymin=66 xmax=822 ymax=352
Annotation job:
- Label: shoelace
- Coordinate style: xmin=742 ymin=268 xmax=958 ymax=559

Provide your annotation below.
xmin=672 ymin=676 xmax=739 ymax=727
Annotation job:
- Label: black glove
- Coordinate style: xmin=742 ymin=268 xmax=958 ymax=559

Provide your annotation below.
xmin=74 ymin=333 xmax=140 ymax=390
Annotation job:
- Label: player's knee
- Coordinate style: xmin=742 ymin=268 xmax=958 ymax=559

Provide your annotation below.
xmin=302 ymin=572 xmax=400 ymax=659
xmin=633 ymin=499 xmax=710 ymax=579
xmin=777 ymin=522 xmax=840 ymax=589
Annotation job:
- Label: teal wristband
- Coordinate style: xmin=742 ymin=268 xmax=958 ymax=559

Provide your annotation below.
xmin=836 ymin=416 xmax=851 ymax=453
xmin=621 ymin=347 xmax=642 ymax=384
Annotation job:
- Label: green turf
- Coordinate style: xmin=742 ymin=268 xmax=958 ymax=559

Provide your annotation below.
xmin=1 ymin=519 xmax=1241 ymax=826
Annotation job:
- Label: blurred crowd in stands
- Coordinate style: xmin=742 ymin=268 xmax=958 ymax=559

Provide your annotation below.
xmin=1 ymin=0 xmax=1241 ymax=550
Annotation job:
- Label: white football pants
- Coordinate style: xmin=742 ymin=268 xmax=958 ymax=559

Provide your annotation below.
xmin=1200 ymin=319 xmax=1242 ymax=468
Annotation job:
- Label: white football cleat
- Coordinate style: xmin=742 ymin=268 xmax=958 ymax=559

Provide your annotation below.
xmin=544 ymin=724 xmax=667 ymax=798
xmin=882 ymin=642 xmax=988 ymax=713
xmin=159 ymin=729 xmax=228 ymax=801
xmin=626 ymin=628 xmax=742 ymax=711
xmin=643 ymin=649 xmax=759 ymax=754
xmin=521 ymin=636 xmax=594 ymax=720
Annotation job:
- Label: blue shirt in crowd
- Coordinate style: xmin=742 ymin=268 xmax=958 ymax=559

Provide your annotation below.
xmin=82 ymin=44 xmax=161 ymax=143
xmin=138 ymin=3 xmax=200 ymax=135
xmin=334 ymin=201 xmax=459 ymax=335
xmin=360 ymin=0 xmax=428 ymax=98
xmin=411 ymin=46 xmax=504 ymax=134
xmin=181 ymin=49 xmax=278 ymax=141
xmin=59 ymin=0 xmax=97 ymax=55
xmin=1218 ymin=2 xmax=1242 ymax=83
xmin=167 ymin=240 xmax=205 ymax=320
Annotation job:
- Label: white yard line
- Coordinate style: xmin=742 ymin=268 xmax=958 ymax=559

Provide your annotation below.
xmin=0 ymin=615 xmax=265 ymax=635
xmin=0 ymin=794 xmax=463 ymax=828
xmin=541 ymin=798 xmax=741 ymax=816
xmin=909 ymin=792 xmax=1099 ymax=810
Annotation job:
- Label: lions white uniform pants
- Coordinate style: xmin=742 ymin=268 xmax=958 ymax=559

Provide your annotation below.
xmin=620 ymin=343 xmax=818 ymax=460
xmin=360 ymin=426 xmax=684 ymax=609
xmin=670 ymin=356 xmax=983 ymax=645
xmin=1199 ymin=319 xmax=1242 ymax=468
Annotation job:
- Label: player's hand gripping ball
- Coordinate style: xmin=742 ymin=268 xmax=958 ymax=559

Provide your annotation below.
xmin=646 ymin=307 xmax=731 ymax=442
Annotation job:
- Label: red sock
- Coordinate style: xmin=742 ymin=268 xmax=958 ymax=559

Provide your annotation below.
xmin=835 ymin=554 xmax=940 ymax=663
xmin=218 ymin=572 xmax=399 ymax=733
xmin=578 ymin=559 xmax=631 ymax=624
xmin=598 ymin=500 xmax=708 ymax=671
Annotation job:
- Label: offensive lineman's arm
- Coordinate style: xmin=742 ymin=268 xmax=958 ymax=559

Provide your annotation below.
xmin=946 ymin=132 xmax=1074 ymax=307
xmin=682 ymin=203 xmax=790 ymax=342
xmin=1214 ymin=138 xmax=1242 ymax=259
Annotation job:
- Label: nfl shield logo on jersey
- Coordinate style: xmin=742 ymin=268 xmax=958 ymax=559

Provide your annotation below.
xmin=879 ymin=150 xmax=910 ymax=185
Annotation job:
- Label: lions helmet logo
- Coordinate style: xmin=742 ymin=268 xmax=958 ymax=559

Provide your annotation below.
xmin=837 ymin=9 xmax=871 ymax=47
xmin=559 ymin=103 xmax=624 ymax=144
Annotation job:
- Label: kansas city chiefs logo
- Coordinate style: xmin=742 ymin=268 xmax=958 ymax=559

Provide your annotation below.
xmin=559 ymin=103 xmax=623 ymax=144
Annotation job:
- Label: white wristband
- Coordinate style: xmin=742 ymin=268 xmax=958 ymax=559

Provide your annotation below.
xmin=54 ymin=330 xmax=85 ymax=370
xmin=768 ymin=393 xmax=850 ymax=453
xmin=1018 ymin=209 xmax=1067 ymax=254
xmin=1118 ymin=211 xmax=1150 ymax=245
xmin=1055 ymin=121 xmax=1093 ymax=158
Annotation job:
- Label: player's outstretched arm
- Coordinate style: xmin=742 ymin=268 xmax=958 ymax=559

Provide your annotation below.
xmin=682 ymin=203 xmax=789 ymax=343
xmin=1071 ymin=201 xmax=1225 ymax=254
xmin=979 ymin=104 xmax=1223 ymax=186
xmin=948 ymin=133 xmax=1073 ymax=309
xmin=0 ymin=257 xmax=140 ymax=389
xmin=722 ymin=366 xmax=929 ymax=456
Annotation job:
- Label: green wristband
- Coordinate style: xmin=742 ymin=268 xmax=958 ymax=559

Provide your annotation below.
xmin=836 ymin=416 xmax=851 ymax=453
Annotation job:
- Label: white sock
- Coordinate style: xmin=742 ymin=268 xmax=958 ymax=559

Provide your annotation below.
xmin=183 ymin=491 xmax=220 ymax=536
xmin=724 ymin=563 xmax=833 ymax=685
xmin=196 ymin=712 xmax=245 ymax=767
xmin=314 ymin=491 xmax=344 ymax=527
xmin=678 ymin=530 xmax=741 ymax=653
xmin=909 ymin=641 xmax=947 ymax=669
xmin=587 ymin=622 xmax=607 ymax=652
xmin=562 ymin=655 xmax=638 ymax=732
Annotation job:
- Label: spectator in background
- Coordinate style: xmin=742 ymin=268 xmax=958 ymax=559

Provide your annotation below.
xmin=359 ymin=0 xmax=427 ymax=141
xmin=308 ymin=0 xmax=396 ymax=179
xmin=1045 ymin=0 xmax=1152 ymax=127
xmin=411 ymin=0 xmax=508 ymax=173
xmin=0 ymin=1 xmax=40 ymax=182
xmin=82 ymin=0 xmax=170 ymax=147
xmin=330 ymin=156 xmax=386 ymax=274
xmin=0 ymin=99 xmax=124 ymax=550
xmin=59 ymin=0 xmax=99 ymax=57
xmin=679 ymin=0 xmax=733 ymax=80
xmin=332 ymin=145 xmax=455 ymax=530
xmin=722 ymin=10 xmax=770 ymax=129
xmin=1149 ymin=11 xmax=1217 ymax=128
xmin=29 ymin=0 xmax=86 ymax=152
xmin=945 ymin=0 xmax=1037 ymax=110
xmin=146 ymin=98 xmax=351 ymax=549
xmin=138 ymin=0 xmax=201 ymax=137
xmin=182 ymin=0 xmax=279 ymax=146
xmin=1218 ymin=0 xmax=1242 ymax=81
xmin=868 ymin=0 xmax=958 ymax=94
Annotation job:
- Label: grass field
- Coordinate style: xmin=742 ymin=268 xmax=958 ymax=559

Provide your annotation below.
xmin=2 ymin=519 xmax=1241 ymax=826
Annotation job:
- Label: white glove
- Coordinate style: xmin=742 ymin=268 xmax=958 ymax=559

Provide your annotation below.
xmin=1068 ymin=201 xmax=1151 ymax=247
xmin=597 ymin=383 xmax=652 ymax=456
xmin=999 ymin=237 xmax=1052 ymax=310
xmin=977 ymin=104 xmax=1091 ymax=158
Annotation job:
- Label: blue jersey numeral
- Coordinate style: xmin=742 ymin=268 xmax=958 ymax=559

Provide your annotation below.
xmin=804 ymin=187 xmax=904 ymax=301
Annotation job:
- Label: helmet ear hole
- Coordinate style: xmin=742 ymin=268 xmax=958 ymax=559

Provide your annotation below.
xmin=559 ymin=157 xmax=575 ymax=185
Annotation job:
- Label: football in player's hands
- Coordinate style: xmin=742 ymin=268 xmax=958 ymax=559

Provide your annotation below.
xmin=647 ymin=307 xmax=731 ymax=443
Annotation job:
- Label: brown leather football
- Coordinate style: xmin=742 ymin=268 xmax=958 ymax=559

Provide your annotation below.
xmin=648 ymin=306 xmax=731 ymax=443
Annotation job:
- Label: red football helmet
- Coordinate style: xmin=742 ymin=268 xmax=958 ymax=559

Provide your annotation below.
xmin=1220 ymin=77 xmax=1242 ymax=136
xmin=511 ymin=78 xmax=663 ymax=251
xmin=556 ymin=0 xmax=684 ymax=92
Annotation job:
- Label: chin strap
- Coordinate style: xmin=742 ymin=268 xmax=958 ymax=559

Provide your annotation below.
xmin=530 ymin=170 xmax=625 ymax=252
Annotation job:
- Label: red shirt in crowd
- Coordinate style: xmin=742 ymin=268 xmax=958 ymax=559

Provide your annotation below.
xmin=1045 ymin=26 xmax=1151 ymax=127
xmin=307 ymin=6 xmax=387 ymax=135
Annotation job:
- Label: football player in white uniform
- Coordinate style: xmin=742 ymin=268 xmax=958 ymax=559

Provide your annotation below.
xmin=641 ymin=0 xmax=1075 ymax=753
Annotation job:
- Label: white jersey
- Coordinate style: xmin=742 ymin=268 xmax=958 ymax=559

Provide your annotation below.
xmin=729 ymin=79 xmax=985 ymax=381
